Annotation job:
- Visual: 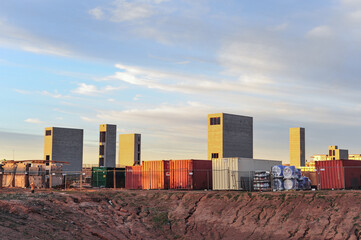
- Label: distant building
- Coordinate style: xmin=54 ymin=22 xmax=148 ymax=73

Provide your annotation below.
xmin=118 ymin=134 xmax=141 ymax=166
xmin=99 ymin=124 xmax=116 ymax=168
xmin=290 ymin=127 xmax=305 ymax=168
xmin=208 ymin=113 xmax=253 ymax=160
xmin=44 ymin=127 xmax=83 ymax=172
xmin=312 ymin=154 xmax=328 ymax=161
xmin=311 ymin=146 xmax=349 ymax=161
xmin=349 ymin=154 xmax=361 ymax=160
xmin=328 ymin=145 xmax=348 ymax=160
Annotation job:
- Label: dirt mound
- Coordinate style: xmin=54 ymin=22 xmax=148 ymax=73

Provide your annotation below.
xmin=0 ymin=189 xmax=360 ymax=239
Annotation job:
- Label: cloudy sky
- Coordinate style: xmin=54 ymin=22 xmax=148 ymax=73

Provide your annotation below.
xmin=1 ymin=0 xmax=361 ymax=164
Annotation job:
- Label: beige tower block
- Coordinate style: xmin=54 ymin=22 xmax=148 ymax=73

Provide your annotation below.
xmin=44 ymin=127 xmax=83 ymax=172
xmin=290 ymin=127 xmax=305 ymax=168
xmin=118 ymin=133 xmax=141 ymax=167
xmin=208 ymin=113 xmax=253 ymax=160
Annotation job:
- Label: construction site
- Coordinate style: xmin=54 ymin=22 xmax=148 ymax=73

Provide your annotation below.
xmin=1 ymin=113 xmax=361 ymax=239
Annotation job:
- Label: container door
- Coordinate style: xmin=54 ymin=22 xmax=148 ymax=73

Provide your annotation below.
xmin=164 ymin=161 xmax=170 ymax=190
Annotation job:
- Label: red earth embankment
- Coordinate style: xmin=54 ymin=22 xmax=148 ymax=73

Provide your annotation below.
xmin=0 ymin=189 xmax=360 ymax=239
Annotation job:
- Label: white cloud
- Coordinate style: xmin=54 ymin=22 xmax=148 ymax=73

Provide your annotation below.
xmin=218 ymin=41 xmax=284 ymax=75
xmin=306 ymin=25 xmax=333 ymax=38
xmin=0 ymin=20 xmax=73 ymax=57
xmin=105 ymin=63 xmax=285 ymax=97
xmin=268 ymin=23 xmax=288 ymax=32
xmin=347 ymin=10 xmax=361 ymax=21
xmin=24 ymin=118 xmax=45 ymax=124
xmin=40 ymin=90 xmax=64 ymax=99
xmin=89 ymin=0 xmax=168 ymax=22
xmin=15 ymin=89 xmax=71 ymax=99
xmin=81 ymin=101 xmax=210 ymax=152
xmin=133 ymin=94 xmax=143 ymax=101
xmin=89 ymin=8 xmax=104 ymax=20
xmin=341 ymin=0 xmax=361 ymax=7
xmin=71 ymin=83 xmax=124 ymax=95
xmin=81 ymin=101 xmax=211 ymax=160
xmin=14 ymin=89 xmax=32 ymax=95
xmin=131 ymin=27 xmax=172 ymax=44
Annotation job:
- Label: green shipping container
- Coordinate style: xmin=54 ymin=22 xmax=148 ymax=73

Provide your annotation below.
xmin=91 ymin=167 xmax=125 ymax=188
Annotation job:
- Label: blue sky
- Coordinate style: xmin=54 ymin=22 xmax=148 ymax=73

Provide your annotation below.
xmin=1 ymin=0 xmax=361 ymax=164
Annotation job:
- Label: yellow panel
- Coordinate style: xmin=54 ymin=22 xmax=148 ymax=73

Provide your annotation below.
xmin=290 ymin=128 xmax=302 ymax=168
xmin=118 ymin=134 xmax=136 ymax=166
xmin=44 ymin=127 xmax=53 ymax=161
xmin=208 ymin=113 xmax=223 ymax=160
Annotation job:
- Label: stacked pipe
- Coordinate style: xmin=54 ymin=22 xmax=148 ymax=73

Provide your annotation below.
xmin=253 ymin=170 xmax=271 ymax=191
xmin=271 ymin=165 xmax=284 ymax=191
xmin=283 ymin=166 xmax=300 ymax=190
xmin=272 ymin=165 xmax=312 ymax=191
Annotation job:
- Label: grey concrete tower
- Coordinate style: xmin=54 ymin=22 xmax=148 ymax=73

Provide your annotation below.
xmin=44 ymin=127 xmax=83 ymax=172
xmin=99 ymin=124 xmax=116 ymax=168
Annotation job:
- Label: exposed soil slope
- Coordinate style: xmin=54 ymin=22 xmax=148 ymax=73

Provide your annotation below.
xmin=0 ymin=189 xmax=360 ymax=240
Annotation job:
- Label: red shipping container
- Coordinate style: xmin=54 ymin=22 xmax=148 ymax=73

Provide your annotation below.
xmin=315 ymin=160 xmax=361 ymax=189
xmin=169 ymin=160 xmax=212 ymax=190
xmin=142 ymin=160 xmax=170 ymax=190
xmin=125 ymin=166 xmax=142 ymax=190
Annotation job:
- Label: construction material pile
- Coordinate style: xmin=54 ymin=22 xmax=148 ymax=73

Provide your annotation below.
xmin=271 ymin=165 xmax=311 ymax=191
xmin=253 ymin=170 xmax=271 ymax=191
xmin=1 ymin=161 xmax=63 ymax=188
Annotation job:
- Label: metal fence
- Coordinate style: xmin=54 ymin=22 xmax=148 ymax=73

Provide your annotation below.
xmin=2 ymin=165 xmax=361 ymax=191
xmin=212 ymin=169 xmax=255 ymax=191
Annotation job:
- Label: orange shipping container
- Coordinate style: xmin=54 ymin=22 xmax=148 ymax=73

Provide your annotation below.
xmin=142 ymin=160 xmax=170 ymax=189
xmin=170 ymin=160 xmax=212 ymax=190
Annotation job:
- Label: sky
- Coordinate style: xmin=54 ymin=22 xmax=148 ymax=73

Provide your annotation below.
xmin=1 ymin=0 xmax=361 ymax=164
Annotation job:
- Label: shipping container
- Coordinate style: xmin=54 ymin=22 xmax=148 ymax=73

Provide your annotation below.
xmin=169 ymin=160 xmax=212 ymax=190
xmin=125 ymin=166 xmax=142 ymax=189
xmin=212 ymin=158 xmax=282 ymax=190
xmin=315 ymin=160 xmax=361 ymax=190
xmin=142 ymin=160 xmax=170 ymax=189
xmin=91 ymin=167 xmax=125 ymax=188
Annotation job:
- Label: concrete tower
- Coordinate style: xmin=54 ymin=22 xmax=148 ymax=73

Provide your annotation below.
xmin=118 ymin=133 xmax=141 ymax=166
xmin=99 ymin=124 xmax=116 ymax=168
xmin=290 ymin=127 xmax=305 ymax=167
xmin=44 ymin=127 xmax=83 ymax=172
xmin=208 ymin=113 xmax=253 ymax=160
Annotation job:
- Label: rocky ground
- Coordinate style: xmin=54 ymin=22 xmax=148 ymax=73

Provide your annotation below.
xmin=0 ymin=188 xmax=360 ymax=239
